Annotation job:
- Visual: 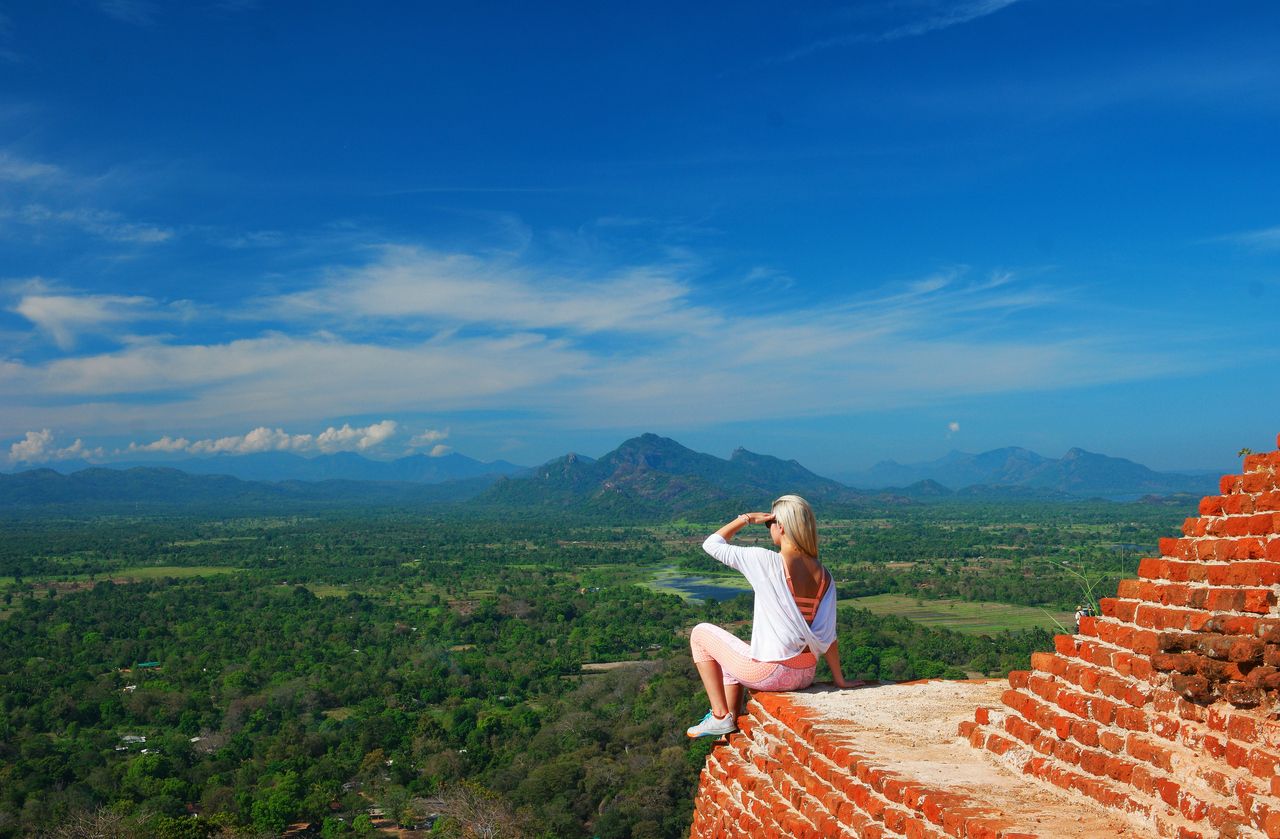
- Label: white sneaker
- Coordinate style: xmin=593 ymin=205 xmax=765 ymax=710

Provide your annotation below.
xmin=686 ymin=710 xmax=736 ymax=738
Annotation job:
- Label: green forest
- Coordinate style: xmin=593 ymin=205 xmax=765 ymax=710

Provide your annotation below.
xmin=0 ymin=500 xmax=1184 ymax=837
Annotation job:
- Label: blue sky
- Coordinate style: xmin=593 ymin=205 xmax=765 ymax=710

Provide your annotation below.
xmin=1 ymin=0 xmax=1278 ymax=475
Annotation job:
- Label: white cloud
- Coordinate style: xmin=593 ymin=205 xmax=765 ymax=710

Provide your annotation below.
xmin=8 ymin=429 xmax=103 ymax=464
xmin=783 ymin=0 xmax=1024 ymax=60
xmin=876 ymin=0 xmax=1023 ymax=42
xmin=98 ymin=0 xmax=156 ymax=25
xmin=429 ymin=444 xmax=453 ymax=457
xmin=12 ymin=292 xmax=183 ymax=350
xmin=5 ymin=205 xmax=173 ymax=243
xmin=1214 ymin=225 xmax=1280 ymax=251
xmin=315 ymin=420 xmax=398 ymax=452
xmin=948 ymin=421 xmax=961 ymax=434
xmin=261 ymin=244 xmax=701 ymax=334
xmin=0 ymin=152 xmax=60 ymax=182
xmin=115 ymin=421 xmax=401 ymax=458
xmin=188 ymin=427 xmax=313 ymax=455
xmin=409 ymin=428 xmax=450 ymax=448
xmin=125 ymin=436 xmax=192 ymax=454
xmin=0 ymin=249 xmax=1205 ymax=442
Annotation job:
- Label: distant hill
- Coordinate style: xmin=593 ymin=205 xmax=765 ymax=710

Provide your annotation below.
xmin=475 ymin=433 xmax=865 ymax=518
xmin=842 ymin=446 xmax=1217 ymax=499
xmin=0 ymin=467 xmax=495 ymax=513
xmin=95 ymin=450 xmax=526 ymax=483
xmin=2 ymin=436 xmax=1223 ymax=515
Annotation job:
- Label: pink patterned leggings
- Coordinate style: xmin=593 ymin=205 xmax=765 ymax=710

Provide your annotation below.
xmin=689 ymin=622 xmax=816 ymax=691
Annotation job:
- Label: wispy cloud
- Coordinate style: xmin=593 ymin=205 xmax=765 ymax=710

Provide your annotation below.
xmin=260 ymin=244 xmax=703 ymax=335
xmin=11 ymin=291 xmax=191 ymax=350
xmin=0 ymin=243 xmax=1205 ymax=443
xmin=1210 ymin=224 xmax=1280 ymax=251
xmin=98 ymin=0 xmax=157 ymax=25
xmin=0 ymin=152 xmax=61 ymax=182
xmin=1 ymin=204 xmax=173 ymax=243
xmin=783 ymin=0 xmax=1024 ymax=61
xmin=0 ymin=11 xmax=19 ymax=63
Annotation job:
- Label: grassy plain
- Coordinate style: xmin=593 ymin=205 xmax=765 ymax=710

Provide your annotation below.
xmin=114 ymin=565 xmax=239 ymax=580
xmin=842 ymin=593 xmax=1073 ymax=634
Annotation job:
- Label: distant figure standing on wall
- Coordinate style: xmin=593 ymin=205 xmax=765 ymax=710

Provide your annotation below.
xmin=685 ymin=494 xmax=858 ymax=739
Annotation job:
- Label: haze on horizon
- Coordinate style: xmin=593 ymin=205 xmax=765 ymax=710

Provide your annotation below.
xmin=2 ymin=1 xmax=1278 ymax=476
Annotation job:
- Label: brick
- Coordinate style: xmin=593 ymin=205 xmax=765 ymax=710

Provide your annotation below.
xmin=1138 ymin=557 xmax=1165 ymax=579
xmin=1153 ymin=652 xmax=1199 ymax=673
xmin=1099 ymin=730 xmax=1125 ymax=753
xmin=1235 ymin=538 xmax=1267 ymax=560
xmin=1179 ymin=793 xmax=1210 ymax=823
xmin=1223 ymin=683 xmax=1264 ymax=708
xmin=1090 ymin=696 xmax=1118 ymax=725
xmin=1130 ymin=765 xmax=1158 ymax=796
xmin=1113 ymin=600 xmax=1138 ymax=623
xmin=1245 ymin=589 xmax=1277 ymax=613
xmin=1171 ymin=673 xmax=1213 ymax=702
xmin=1130 ymin=629 xmax=1161 ymax=656
xmin=1128 ymin=734 xmax=1174 ymax=770
xmin=1249 ymin=749 xmax=1279 ymax=780
xmin=1116 ymin=579 xmax=1143 ymax=599
xmin=1152 ymin=715 xmax=1180 ymax=740
xmin=1225 ymin=493 xmax=1257 ymax=515
xmin=1115 ymin=707 xmax=1149 ymax=732
xmin=1207 ymin=589 xmax=1248 ymax=611
xmin=1157 ymin=778 xmax=1181 ymax=807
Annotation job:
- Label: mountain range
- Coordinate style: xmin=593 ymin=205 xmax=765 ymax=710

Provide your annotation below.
xmin=0 ymin=467 xmax=497 ymax=512
xmin=11 ymin=450 xmax=525 ymax=484
xmin=474 ymin=433 xmax=862 ymax=518
xmin=0 ymin=436 xmax=1222 ymax=514
xmin=841 ymin=446 xmax=1217 ymax=499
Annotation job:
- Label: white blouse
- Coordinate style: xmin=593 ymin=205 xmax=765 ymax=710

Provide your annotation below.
xmin=702 ymin=534 xmax=837 ymax=662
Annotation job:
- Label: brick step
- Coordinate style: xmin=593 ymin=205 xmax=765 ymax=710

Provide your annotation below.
xmin=1157 ymin=535 xmax=1280 ymax=562
xmin=1057 ymin=624 xmax=1280 ymax=707
xmin=969 ymin=718 xmax=1247 ymax=838
xmin=1111 ymin=578 xmax=1277 ymax=614
xmin=994 ymin=683 xmax=1268 ymax=820
xmin=689 ymin=681 xmax=1151 ymax=839
xmin=1095 ymin=599 xmax=1280 ymax=637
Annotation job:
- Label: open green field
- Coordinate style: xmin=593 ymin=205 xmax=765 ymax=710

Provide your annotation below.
xmin=3 ymin=566 xmax=239 ymax=585
xmin=841 ymin=593 xmax=1072 ymax=634
xmin=114 ymin=565 xmax=240 ymax=580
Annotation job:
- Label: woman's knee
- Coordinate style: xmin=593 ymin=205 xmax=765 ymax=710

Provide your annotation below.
xmin=689 ymin=622 xmax=721 ymax=660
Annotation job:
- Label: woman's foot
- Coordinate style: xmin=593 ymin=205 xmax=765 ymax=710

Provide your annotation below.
xmin=686 ymin=710 xmax=737 ymax=739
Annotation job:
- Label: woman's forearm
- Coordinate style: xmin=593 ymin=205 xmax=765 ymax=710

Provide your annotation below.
xmin=716 ymin=512 xmax=766 ymax=541
xmin=824 ymin=640 xmax=848 ymax=686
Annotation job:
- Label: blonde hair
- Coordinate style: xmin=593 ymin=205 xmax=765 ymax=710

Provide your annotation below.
xmin=772 ymin=494 xmax=818 ymax=558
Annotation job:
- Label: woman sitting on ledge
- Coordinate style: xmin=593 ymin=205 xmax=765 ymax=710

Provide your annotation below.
xmin=686 ymin=494 xmax=857 ymax=739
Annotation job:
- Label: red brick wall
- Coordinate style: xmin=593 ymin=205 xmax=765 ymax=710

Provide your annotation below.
xmin=966 ymin=434 xmax=1280 ymax=838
